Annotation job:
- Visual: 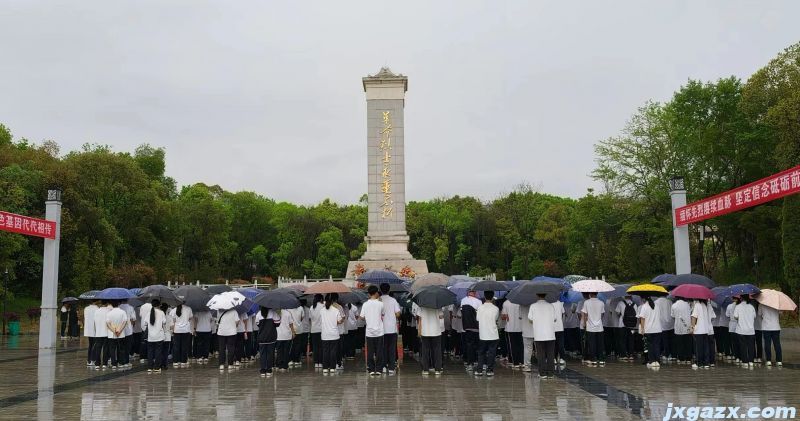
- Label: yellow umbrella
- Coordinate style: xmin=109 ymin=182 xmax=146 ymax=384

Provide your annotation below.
xmin=626 ymin=284 xmax=668 ymax=294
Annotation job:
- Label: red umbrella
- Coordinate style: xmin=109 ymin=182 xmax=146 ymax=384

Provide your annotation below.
xmin=671 ymin=284 xmax=714 ymax=300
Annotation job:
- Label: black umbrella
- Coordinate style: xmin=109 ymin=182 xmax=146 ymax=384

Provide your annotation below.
xmin=61 ymin=297 xmax=79 ymax=303
xmin=78 ymin=290 xmax=100 ymax=300
xmin=357 ymin=269 xmax=403 ymax=285
xmin=506 ymin=281 xmax=564 ymax=306
xmin=411 ymin=285 xmax=457 ymax=309
xmin=206 ymin=284 xmax=233 ymax=295
xmin=470 ymin=280 xmax=509 ymax=292
xmin=139 ymin=285 xmax=182 ymax=307
xmin=339 ymin=290 xmax=369 ymax=305
xmin=661 ymin=273 xmax=715 ymax=289
xmin=252 ymin=290 xmax=301 ymax=310
xmin=174 ymin=285 xmax=211 ymax=311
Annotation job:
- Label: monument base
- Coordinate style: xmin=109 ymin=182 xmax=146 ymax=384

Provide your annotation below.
xmin=346 ymin=259 xmax=429 ymax=280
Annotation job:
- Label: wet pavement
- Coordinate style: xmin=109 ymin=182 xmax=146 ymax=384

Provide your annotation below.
xmin=0 ymin=336 xmax=798 ymax=420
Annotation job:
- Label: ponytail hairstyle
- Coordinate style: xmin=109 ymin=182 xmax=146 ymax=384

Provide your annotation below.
xmin=150 ymin=299 xmax=161 ymax=325
xmin=176 ymin=303 xmax=182 ymax=317
xmin=313 ymin=294 xmax=324 ymax=309
xmin=261 ymin=307 xmax=270 ymax=318
xmin=645 ymin=296 xmax=655 ymax=309
xmin=325 ymin=293 xmax=333 ymax=309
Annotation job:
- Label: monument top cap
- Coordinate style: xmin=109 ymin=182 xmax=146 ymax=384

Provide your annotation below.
xmin=363 ymin=67 xmax=408 ymax=92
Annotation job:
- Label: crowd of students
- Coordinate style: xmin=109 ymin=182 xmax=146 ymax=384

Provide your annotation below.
xmin=79 ymin=284 xmax=785 ymax=378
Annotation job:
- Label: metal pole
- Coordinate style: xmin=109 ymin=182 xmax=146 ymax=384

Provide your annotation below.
xmin=3 ymin=267 xmax=8 ymax=336
xmin=669 ymin=179 xmax=692 ymax=275
xmin=38 ymin=189 xmax=62 ymax=349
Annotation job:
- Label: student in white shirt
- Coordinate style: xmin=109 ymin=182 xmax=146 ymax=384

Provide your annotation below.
xmin=501 ymin=299 xmax=524 ymax=368
xmin=310 ymin=294 xmax=324 ymax=368
xmin=580 ymin=293 xmax=606 ymax=365
xmin=528 ymin=295 xmax=558 ymax=378
xmin=758 ymin=303 xmax=782 ymax=366
xmin=380 ymin=284 xmax=402 ymax=373
xmin=275 ymin=307 xmax=296 ymax=371
xmin=713 ymin=301 xmax=731 ymax=359
xmin=733 ymin=295 xmax=757 ymax=366
xmin=475 ymin=292 xmax=500 ymax=376
xmin=451 ymin=306 xmax=464 ymax=359
xmin=752 ymin=301 xmax=764 ymax=363
xmin=168 ymin=303 xmax=194 ymax=368
xmin=161 ymin=303 xmax=173 ymax=370
xmin=319 ymin=293 xmax=345 ymax=373
xmin=520 ymin=304 xmax=535 ymax=372
xmin=690 ymin=299 xmax=711 ymax=368
xmin=118 ymin=302 xmax=136 ymax=368
xmin=144 ymin=299 xmax=166 ymax=372
xmin=637 ymin=297 xmax=662 ymax=367
xmin=93 ymin=302 xmax=112 ymax=369
xmin=342 ymin=303 xmax=358 ymax=360
xmin=105 ymin=301 xmax=129 ymax=369
xmin=654 ymin=296 xmax=674 ymax=360
xmin=194 ymin=310 xmax=213 ymax=362
xmin=670 ymin=297 xmax=692 ymax=363
xmin=705 ymin=301 xmax=717 ymax=366
xmin=725 ymin=298 xmax=740 ymax=362
xmin=288 ymin=305 xmax=305 ymax=366
xmin=359 ymin=285 xmax=385 ymax=375
xmin=460 ymin=290 xmax=482 ymax=369
xmin=83 ymin=301 xmax=98 ymax=366
xmin=414 ymin=301 xmax=444 ymax=375
xmin=615 ymin=296 xmax=637 ymax=360
xmin=552 ymin=300 xmax=566 ymax=365
xmin=216 ymin=305 xmax=240 ymax=371
xmin=563 ymin=302 xmax=580 ymax=356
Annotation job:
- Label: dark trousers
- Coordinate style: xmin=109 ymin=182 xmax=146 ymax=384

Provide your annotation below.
xmin=506 ymin=332 xmax=524 ymax=365
xmin=321 ymin=339 xmax=338 ymax=370
xmin=453 ymin=331 xmax=462 ymax=356
xmin=535 ymin=340 xmax=555 ymax=376
xmin=564 ymin=328 xmax=580 ymax=353
xmin=336 ymin=337 xmax=344 ymax=365
xmin=661 ymin=329 xmax=673 ymax=358
xmin=147 ymin=341 xmax=163 ymax=369
xmin=173 ymin=333 xmax=191 ymax=364
xmin=276 ymin=339 xmax=291 ymax=369
xmin=87 ymin=337 xmax=95 ymax=363
xmin=195 ymin=332 xmax=211 ymax=359
xmin=244 ymin=332 xmax=253 ymax=359
xmin=585 ymin=331 xmax=605 ymax=362
xmin=210 ymin=333 xmax=218 ymax=354
xmin=739 ymin=334 xmax=755 ymax=364
xmin=108 ymin=338 xmax=121 ymax=366
xmin=754 ymin=330 xmax=763 ymax=360
xmin=218 ymin=335 xmax=237 ymax=367
xmin=139 ymin=333 xmax=148 ymax=358
xmin=617 ymin=328 xmax=634 ymax=358
xmin=259 ymin=342 xmax=276 ymax=373
xmin=497 ymin=330 xmax=508 ymax=358
xmin=311 ymin=332 xmax=322 ymax=364
xmin=762 ymin=330 xmax=782 ymax=362
xmin=708 ymin=334 xmax=716 ymax=364
xmin=420 ymin=336 xmax=443 ymax=371
xmin=129 ymin=333 xmax=140 ymax=356
xmin=673 ymin=334 xmax=692 ymax=361
xmin=161 ymin=341 xmax=170 ymax=368
xmin=292 ymin=332 xmax=307 ymax=362
xmin=713 ymin=326 xmax=729 ymax=355
xmin=476 ymin=339 xmax=497 ymax=372
xmin=694 ymin=334 xmax=709 ymax=366
xmin=235 ymin=332 xmax=245 ymax=362
xmin=92 ymin=337 xmax=109 ymax=366
xmin=730 ymin=332 xmax=741 ymax=359
xmin=383 ymin=333 xmax=398 ymax=370
xmin=343 ymin=332 xmax=355 ymax=358
xmin=463 ymin=331 xmax=479 ymax=365
xmin=366 ymin=335 xmax=385 ymax=373
xmin=60 ymin=320 xmax=67 ymax=337
xmin=554 ymin=331 xmax=566 ymax=361
xmin=119 ymin=336 xmax=130 ymax=365
xmin=645 ymin=333 xmax=661 ymax=363
xmin=604 ymin=328 xmax=615 ymax=356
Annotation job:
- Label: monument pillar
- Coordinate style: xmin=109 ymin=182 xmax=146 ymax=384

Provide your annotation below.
xmin=346 ymin=68 xmax=428 ymax=278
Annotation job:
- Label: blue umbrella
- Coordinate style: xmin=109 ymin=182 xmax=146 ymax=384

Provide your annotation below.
xmin=651 ymin=274 xmax=677 ymax=284
xmin=711 ymin=286 xmax=732 ymax=307
xmin=448 ymin=275 xmax=477 ymax=287
xmin=357 ymin=269 xmax=403 ymax=285
xmin=449 ymin=281 xmax=476 ymax=302
xmin=97 ymin=287 xmax=134 ymax=300
xmin=598 ymin=284 xmax=632 ymax=301
xmin=78 ymin=290 xmax=100 ymax=300
xmin=560 ymin=289 xmax=584 ymax=304
xmin=532 ymin=276 xmax=571 ymax=290
xmin=237 ymin=288 xmax=263 ymax=315
xmin=729 ymin=284 xmax=760 ymax=296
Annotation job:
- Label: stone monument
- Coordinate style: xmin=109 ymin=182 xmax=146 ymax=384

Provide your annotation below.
xmin=346 ymin=67 xmax=429 ymax=279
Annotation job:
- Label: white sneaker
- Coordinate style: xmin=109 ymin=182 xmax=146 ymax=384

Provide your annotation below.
xmin=748 ymin=362 xmax=754 ymax=368
xmin=558 ymin=359 xmax=566 ymax=365
xmin=219 ymin=365 xmax=225 ymax=370
xmin=691 ymin=364 xmax=698 ymax=369
xmin=766 ymin=361 xmax=772 ymax=366
xmin=322 ymin=369 xmax=329 ymax=374
xmin=777 ymin=362 xmax=783 ymax=367
xmin=388 ymin=370 xmax=395 ymax=375
xmin=646 ymin=362 xmax=653 ymax=368
xmin=522 ymin=365 xmax=532 ymax=372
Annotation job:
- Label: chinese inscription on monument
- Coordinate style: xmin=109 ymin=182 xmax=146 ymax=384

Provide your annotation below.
xmin=380 ymin=111 xmax=393 ymax=219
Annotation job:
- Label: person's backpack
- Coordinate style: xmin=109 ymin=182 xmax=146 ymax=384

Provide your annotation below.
xmin=622 ymin=302 xmax=637 ymax=328
xmin=257 ymin=317 xmax=278 ymax=344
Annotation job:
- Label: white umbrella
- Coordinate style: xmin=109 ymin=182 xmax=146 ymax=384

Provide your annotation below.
xmin=572 ymin=279 xmax=615 ymax=293
xmin=207 ymin=291 xmax=247 ymax=311
xmin=756 ymin=289 xmax=797 ymax=311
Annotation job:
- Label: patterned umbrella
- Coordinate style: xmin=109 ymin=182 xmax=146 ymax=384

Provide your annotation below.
xmin=411 ymin=273 xmax=451 ymax=292
xmin=305 ymin=281 xmax=352 ymax=295
xmin=78 ymin=290 xmax=100 ymax=300
xmin=97 ymin=287 xmax=134 ymax=300
xmin=564 ymin=274 xmax=588 ymax=284
xmin=207 ymin=291 xmax=248 ymax=311
xmin=572 ymin=279 xmax=615 ymax=293
xmin=357 ymin=269 xmax=402 ymax=285
xmin=729 ymin=283 xmax=760 ymax=296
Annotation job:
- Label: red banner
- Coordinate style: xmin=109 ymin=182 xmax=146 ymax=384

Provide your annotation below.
xmin=676 ymin=165 xmax=800 ymax=226
xmin=0 ymin=211 xmax=57 ymax=239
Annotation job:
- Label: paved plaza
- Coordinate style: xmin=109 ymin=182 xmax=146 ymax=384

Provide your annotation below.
xmin=0 ymin=336 xmax=798 ymax=420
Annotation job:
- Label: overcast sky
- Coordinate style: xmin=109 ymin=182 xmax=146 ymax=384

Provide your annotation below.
xmin=2 ymin=1 xmax=798 ymax=204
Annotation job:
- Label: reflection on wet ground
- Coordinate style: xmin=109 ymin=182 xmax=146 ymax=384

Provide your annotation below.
xmin=0 ymin=336 xmax=797 ymax=420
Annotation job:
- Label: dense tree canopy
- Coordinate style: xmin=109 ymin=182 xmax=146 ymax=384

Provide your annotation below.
xmin=1 ymin=42 xmax=798 ymax=297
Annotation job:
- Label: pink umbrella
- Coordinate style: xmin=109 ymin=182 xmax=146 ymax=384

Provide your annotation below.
xmin=671 ymin=283 xmax=714 ymax=300
xmin=756 ymin=289 xmax=797 ymax=311
xmin=572 ymin=279 xmax=615 ymax=293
